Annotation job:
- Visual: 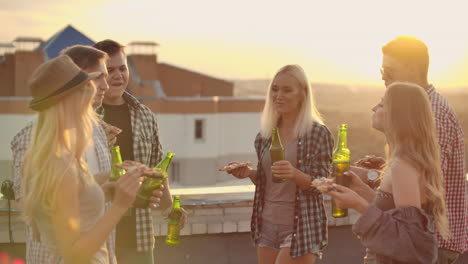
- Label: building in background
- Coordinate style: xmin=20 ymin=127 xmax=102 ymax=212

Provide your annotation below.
xmin=0 ymin=25 xmax=264 ymax=186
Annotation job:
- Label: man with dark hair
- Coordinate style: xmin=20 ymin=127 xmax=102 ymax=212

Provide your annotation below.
xmin=61 ymin=45 xmax=110 ymax=109
xmin=380 ymin=36 xmax=467 ymax=264
xmin=94 ymin=39 xmax=185 ymax=264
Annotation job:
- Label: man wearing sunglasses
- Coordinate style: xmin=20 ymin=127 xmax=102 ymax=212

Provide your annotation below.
xmin=380 ymin=36 xmax=467 ymax=264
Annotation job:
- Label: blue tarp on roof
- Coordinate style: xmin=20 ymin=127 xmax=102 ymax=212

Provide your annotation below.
xmin=37 ymin=25 xmax=95 ymax=60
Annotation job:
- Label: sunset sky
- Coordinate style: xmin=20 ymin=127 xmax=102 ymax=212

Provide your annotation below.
xmin=1 ymin=0 xmax=468 ymax=88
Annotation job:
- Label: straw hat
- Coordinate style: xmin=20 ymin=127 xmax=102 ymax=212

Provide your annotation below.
xmin=29 ymin=55 xmax=100 ymax=111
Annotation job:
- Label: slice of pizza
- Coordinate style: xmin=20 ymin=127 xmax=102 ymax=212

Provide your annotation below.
xmin=219 ymin=161 xmax=252 ymax=172
xmin=311 ymin=177 xmax=337 ymax=192
xmin=354 ymin=155 xmax=385 ymax=170
xmin=118 ymin=160 xmax=154 ymax=174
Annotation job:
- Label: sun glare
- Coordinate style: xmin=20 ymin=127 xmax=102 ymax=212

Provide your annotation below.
xmin=1 ymin=0 xmax=467 ymax=87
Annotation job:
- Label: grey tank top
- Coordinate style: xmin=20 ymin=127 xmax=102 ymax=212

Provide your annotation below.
xmin=261 ymin=138 xmax=298 ymax=226
xmin=35 ymin=174 xmax=108 ymax=263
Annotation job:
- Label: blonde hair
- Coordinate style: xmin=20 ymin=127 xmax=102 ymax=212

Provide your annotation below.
xmin=384 ymin=82 xmax=449 ymax=239
xmin=21 ymin=81 xmax=97 ymax=223
xmin=260 ymin=64 xmax=324 ymax=138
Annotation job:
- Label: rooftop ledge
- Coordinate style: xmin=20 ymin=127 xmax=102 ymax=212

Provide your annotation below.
xmin=1 ymin=176 xmax=465 ymax=241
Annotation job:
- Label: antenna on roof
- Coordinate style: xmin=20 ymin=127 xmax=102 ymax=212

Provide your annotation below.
xmin=13 ymin=37 xmax=43 ymax=51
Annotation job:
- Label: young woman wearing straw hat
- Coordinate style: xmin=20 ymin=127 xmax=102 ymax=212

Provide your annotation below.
xmin=20 ymin=55 xmax=155 ymax=264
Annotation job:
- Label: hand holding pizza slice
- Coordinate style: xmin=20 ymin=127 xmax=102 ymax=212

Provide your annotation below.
xmin=219 ymin=161 xmax=252 ymax=172
xmin=219 ymin=161 xmax=253 ymax=179
xmin=311 ymin=177 xmax=337 ymax=192
xmin=117 ymin=160 xmax=157 ymax=175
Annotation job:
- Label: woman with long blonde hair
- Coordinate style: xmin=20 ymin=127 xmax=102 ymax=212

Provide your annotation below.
xmin=328 ymin=82 xmax=448 ymax=263
xmin=226 ymin=65 xmax=334 ymax=264
xmin=21 ymin=55 xmax=143 ymax=264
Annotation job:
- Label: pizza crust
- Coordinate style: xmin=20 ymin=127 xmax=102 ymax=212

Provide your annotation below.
xmin=219 ymin=161 xmax=252 ymax=172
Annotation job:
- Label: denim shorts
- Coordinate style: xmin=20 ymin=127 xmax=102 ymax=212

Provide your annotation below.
xmin=257 ymin=219 xmax=295 ymax=250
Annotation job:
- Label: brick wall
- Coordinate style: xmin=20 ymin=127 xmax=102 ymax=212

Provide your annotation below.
xmin=152 ymin=198 xmax=359 ymax=238
xmin=0 ymin=54 xmax=15 ymax=96
xmin=13 ymin=51 xmax=44 ymax=96
xmin=153 ymin=200 xmax=253 ymax=237
xmin=158 ymin=63 xmax=233 ymax=97
xmin=128 ymin=54 xmax=159 ymax=81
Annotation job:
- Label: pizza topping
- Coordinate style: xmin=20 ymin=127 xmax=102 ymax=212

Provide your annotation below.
xmin=219 ymin=161 xmax=252 ymax=172
xmin=311 ymin=177 xmax=337 ymax=192
xmin=118 ymin=160 xmax=154 ymax=174
xmin=354 ymin=155 xmax=385 ymax=170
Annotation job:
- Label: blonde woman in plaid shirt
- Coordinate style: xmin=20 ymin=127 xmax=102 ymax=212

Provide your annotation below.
xmin=380 ymin=36 xmax=467 ymax=264
xmin=228 ymin=65 xmax=334 ymax=264
xmin=94 ymin=39 xmax=187 ymax=264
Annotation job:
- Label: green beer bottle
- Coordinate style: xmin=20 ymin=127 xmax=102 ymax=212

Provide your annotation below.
xmin=166 ymin=195 xmax=182 ymax=246
xmin=270 ymin=127 xmax=286 ymax=183
xmin=109 ymin=146 xmax=125 ymax=199
xmin=133 ymin=152 xmax=174 ymax=208
xmin=110 ymin=146 xmax=125 ymax=181
xmin=332 ymin=124 xmax=351 ymax=218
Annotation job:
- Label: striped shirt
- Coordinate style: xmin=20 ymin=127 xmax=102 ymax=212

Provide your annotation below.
xmin=96 ymin=92 xmax=164 ymax=252
xmin=427 ymin=86 xmax=467 ymax=253
xmin=251 ymin=122 xmax=334 ymax=258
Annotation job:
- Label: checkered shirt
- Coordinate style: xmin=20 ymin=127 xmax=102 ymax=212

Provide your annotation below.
xmin=97 ymin=92 xmax=164 ymax=252
xmin=251 ymin=122 xmax=334 ymax=258
xmin=11 ymin=120 xmax=117 ymax=264
xmin=427 ymin=86 xmax=468 ymax=253
xmin=91 ymin=123 xmax=117 ymax=264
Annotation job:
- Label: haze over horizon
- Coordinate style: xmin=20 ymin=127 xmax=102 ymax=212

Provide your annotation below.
xmin=1 ymin=0 xmax=468 ymax=88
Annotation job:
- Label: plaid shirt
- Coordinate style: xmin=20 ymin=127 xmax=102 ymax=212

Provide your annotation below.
xmin=251 ymin=123 xmax=334 ymax=258
xmin=97 ymin=92 xmax=164 ymax=252
xmin=427 ymin=86 xmax=468 ymax=253
xmin=11 ymin=120 xmax=117 ymax=264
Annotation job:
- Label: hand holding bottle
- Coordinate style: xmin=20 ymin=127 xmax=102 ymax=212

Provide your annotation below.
xmin=138 ymin=169 xmax=165 ymax=209
xmin=271 ymin=160 xmax=297 ymax=180
xmin=166 ymin=196 xmax=185 ymax=246
xmin=112 ymin=170 xmax=143 ymax=210
xmin=270 ymin=127 xmax=286 ymax=183
xmin=328 ymin=184 xmax=369 ymax=214
xmin=163 ymin=205 xmax=188 ymax=229
xmin=133 ymin=152 xmax=174 ymax=208
xmin=148 ymin=184 xmax=165 ymax=209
